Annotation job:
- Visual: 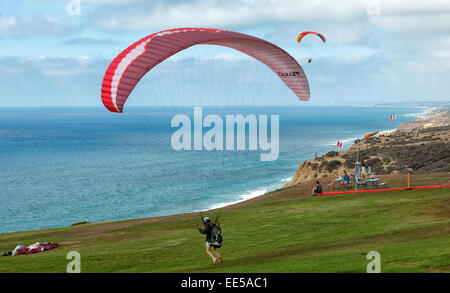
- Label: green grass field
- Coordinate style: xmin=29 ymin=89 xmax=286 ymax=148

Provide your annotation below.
xmin=1 ymin=178 xmax=449 ymax=273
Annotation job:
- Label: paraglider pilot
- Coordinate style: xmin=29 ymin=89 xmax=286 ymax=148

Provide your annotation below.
xmin=198 ymin=216 xmax=223 ymax=264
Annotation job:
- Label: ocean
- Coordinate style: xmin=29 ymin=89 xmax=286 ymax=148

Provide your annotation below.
xmin=0 ymin=105 xmax=429 ymax=233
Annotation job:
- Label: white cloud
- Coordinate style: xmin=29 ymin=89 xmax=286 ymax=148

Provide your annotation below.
xmin=82 ymin=0 xmax=140 ymax=3
xmin=88 ymin=0 xmax=450 ymax=45
xmin=2 ymin=0 xmax=449 ymax=105
xmin=0 ymin=56 xmax=104 ymax=76
xmin=0 ymin=16 xmax=72 ymax=37
xmin=370 ymin=13 xmax=450 ymax=33
xmin=0 ymin=56 xmax=108 ymax=107
xmin=90 ymin=0 xmax=367 ymax=32
xmin=377 ymin=0 xmax=450 ymax=15
xmin=63 ymin=37 xmax=122 ymax=45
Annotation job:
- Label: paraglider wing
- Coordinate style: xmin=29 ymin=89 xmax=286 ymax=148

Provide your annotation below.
xmin=101 ymin=28 xmax=310 ymax=113
xmin=296 ymin=31 xmax=326 ymax=44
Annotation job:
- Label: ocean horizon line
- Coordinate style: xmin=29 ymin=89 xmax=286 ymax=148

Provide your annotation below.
xmin=0 ymin=103 xmax=443 ymax=109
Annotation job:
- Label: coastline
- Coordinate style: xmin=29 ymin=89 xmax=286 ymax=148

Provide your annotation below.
xmin=284 ymin=106 xmax=449 ymax=187
xmin=396 ymin=107 xmax=449 ymax=132
xmin=198 ymin=105 xmax=443 ymax=215
xmin=1 ymin=105 xmax=445 ymax=234
xmin=198 ymin=175 xmax=294 ymax=212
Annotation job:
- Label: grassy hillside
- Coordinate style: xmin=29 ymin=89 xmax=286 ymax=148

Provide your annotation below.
xmin=0 ymin=173 xmax=449 ymax=273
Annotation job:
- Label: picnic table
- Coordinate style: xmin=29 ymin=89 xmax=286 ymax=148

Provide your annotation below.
xmin=333 ymin=178 xmax=344 ymax=190
xmin=367 ymin=178 xmax=380 ymax=189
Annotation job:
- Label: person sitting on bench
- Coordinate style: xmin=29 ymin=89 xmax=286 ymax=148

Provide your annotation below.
xmin=312 ymin=181 xmax=323 ymax=197
xmin=341 ymin=171 xmax=350 ymax=185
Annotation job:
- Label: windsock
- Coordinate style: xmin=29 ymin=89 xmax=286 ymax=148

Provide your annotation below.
xmin=364 ymin=131 xmax=379 ymax=139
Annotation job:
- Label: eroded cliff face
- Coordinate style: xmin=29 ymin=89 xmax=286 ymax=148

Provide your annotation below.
xmin=284 ymin=124 xmax=450 ymax=188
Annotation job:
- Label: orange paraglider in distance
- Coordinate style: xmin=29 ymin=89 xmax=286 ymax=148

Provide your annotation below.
xmin=296 ymin=31 xmax=326 ymax=44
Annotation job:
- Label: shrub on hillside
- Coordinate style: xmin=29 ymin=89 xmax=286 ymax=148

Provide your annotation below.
xmin=320 ymin=160 xmax=342 ymax=173
xmin=325 ymin=151 xmax=339 ymax=157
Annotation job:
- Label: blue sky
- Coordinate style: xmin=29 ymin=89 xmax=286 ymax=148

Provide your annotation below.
xmin=0 ymin=0 xmax=449 ymax=107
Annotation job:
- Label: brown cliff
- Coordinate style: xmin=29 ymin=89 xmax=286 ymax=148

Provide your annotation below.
xmin=284 ymin=114 xmax=450 ymax=188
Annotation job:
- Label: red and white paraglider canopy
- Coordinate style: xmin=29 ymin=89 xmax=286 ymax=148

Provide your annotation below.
xmin=101 ymin=28 xmax=310 ymax=113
